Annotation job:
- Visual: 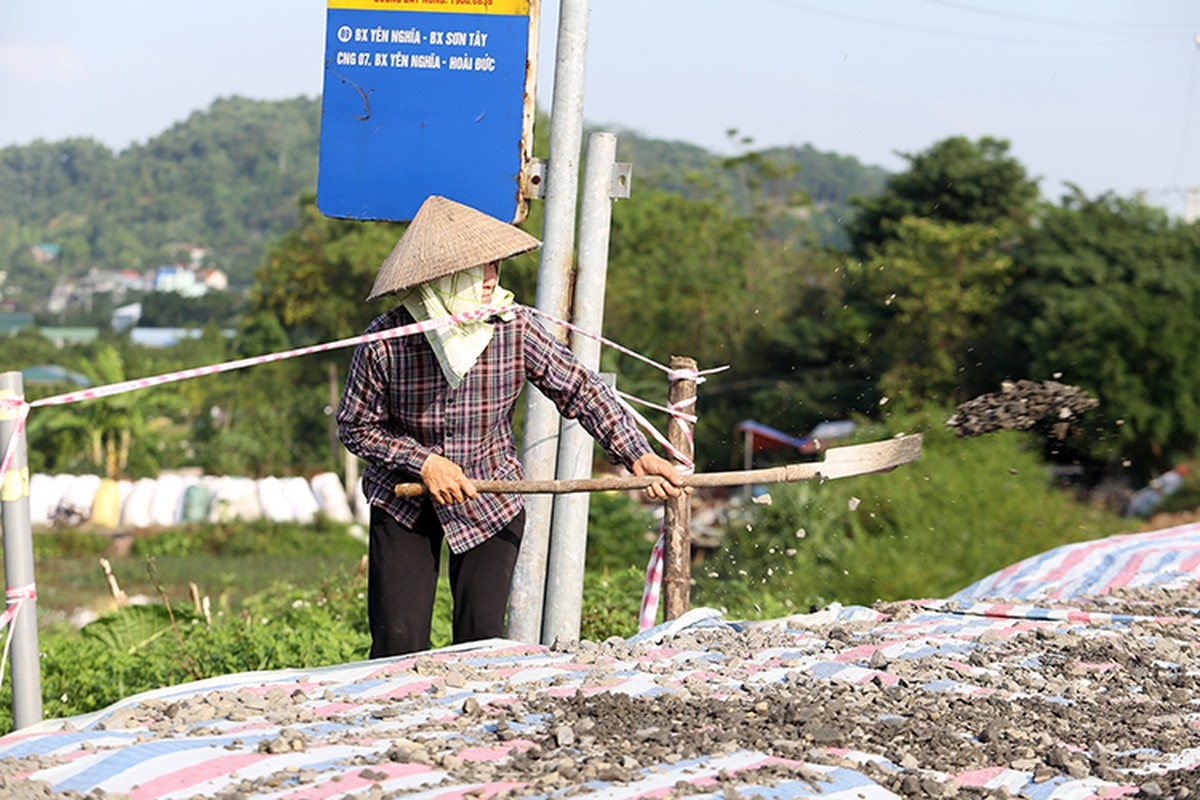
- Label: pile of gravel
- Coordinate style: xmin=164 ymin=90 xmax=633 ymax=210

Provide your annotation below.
xmin=2 ymin=580 xmax=1198 ymax=799
xmin=946 ymin=380 xmax=1099 ymax=439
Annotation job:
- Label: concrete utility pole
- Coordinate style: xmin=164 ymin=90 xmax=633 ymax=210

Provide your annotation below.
xmin=0 ymin=371 xmax=43 ymax=728
xmin=509 ymin=0 xmax=592 ymax=643
xmin=542 ymin=131 xmax=623 ymax=645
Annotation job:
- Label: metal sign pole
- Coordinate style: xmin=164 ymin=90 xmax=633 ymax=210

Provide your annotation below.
xmin=0 ymin=371 xmax=43 ymax=728
xmin=542 ymin=131 xmax=621 ymax=645
xmin=508 ymin=0 xmax=592 ymax=643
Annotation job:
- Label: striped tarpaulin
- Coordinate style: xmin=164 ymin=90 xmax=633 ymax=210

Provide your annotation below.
xmin=1 ymin=522 xmax=1198 ymax=798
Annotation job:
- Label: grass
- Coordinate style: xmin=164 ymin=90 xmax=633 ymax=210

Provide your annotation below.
xmin=9 ymin=519 xmax=368 ymax=632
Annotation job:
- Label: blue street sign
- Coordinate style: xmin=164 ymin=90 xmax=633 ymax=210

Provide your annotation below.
xmin=318 ymin=1 xmax=537 ymax=223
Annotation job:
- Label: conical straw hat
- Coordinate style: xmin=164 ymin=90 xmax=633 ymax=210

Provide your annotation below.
xmin=367 ymin=196 xmax=542 ymax=301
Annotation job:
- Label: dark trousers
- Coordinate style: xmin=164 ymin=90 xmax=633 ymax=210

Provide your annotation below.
xmin=367 ymin=504 xmax=524 ymax=658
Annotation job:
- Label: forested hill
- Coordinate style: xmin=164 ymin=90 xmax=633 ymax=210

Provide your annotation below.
xmin=612 ymin=132 xmax=888 ymax=247
xmin=0 ymin=96 xmax=322 ymax=303
xmin=0 ymin=95 xmax=886 ymax=310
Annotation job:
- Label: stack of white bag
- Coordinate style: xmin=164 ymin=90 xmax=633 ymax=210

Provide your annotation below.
xmin=28 ymin=471 xmax=370 ymax=529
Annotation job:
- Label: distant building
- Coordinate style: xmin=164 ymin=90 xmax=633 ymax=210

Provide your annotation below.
xmin=119 ymin=269 xmax=153 ymax=293
xmin=30 ymin=243 xmax=61 ymax=264
xmin=47 ymin=267 xmax=154 ymax=314
xmin=45 ymin=282 xmax=73 ymax=314
xmin=38 ymin=327 xmax=100 ymax=347
xmin=112 ymin=302 xmax=143 ymax=332
xmin=42 ymin=252 xmax=225 ymax=316
xmin=197 ymin=268 xmax=229 ymax=291
xmin=79 ymin=268 xmax=126 ymax=296
xmin=130 ymin=327 xmax=235 ymax=347
xmin=0 ymin=311 xmax=35 ymax=336
xmin=153 ymin=265 xmax=207 ymax=298
xmin=21 ymin=365 xmax=92 ymax=387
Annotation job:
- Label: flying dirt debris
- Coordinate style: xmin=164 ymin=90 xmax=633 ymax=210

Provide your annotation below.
xmin=945 ymin=379 xmax=1099 ymax=439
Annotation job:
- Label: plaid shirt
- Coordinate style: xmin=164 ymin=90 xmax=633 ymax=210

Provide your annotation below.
xmin=337 ymin=305 xmax=653 ymax=553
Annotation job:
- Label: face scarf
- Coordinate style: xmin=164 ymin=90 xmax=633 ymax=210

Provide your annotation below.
xmin=399 ymin=264 xmax=516 ymax=389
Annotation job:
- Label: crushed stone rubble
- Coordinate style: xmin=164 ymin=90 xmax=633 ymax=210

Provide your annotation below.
xmin=946 ymin=379 xmax=1100 ymax=439
xmin=1 ymin=583 xmax=1199 ymax=799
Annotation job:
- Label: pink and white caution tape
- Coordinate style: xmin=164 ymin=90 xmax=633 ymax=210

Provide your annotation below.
xmin=618 ymin=397 xmax=691 ymax=466
xmin=524 ymin=305 xmax=729 ymax=384
xmin=617 ymin=392 xmax=698 ymax=423
xmin=30 ymin=304 xmax=510 ymax=410
xmin=638 ymin=531 xmax=667 ymax=630
xmin=0 ymin=584 xmax=34 ymax=632
xmin=0 ymin=399 xmax=31 ymax=492
xmin=1 ymin=583 xmax=36 ymax=686
xmin=516 ymin=327 xmax=714 ymax=631
xmin=0 ymin=304 xmax=513 ymax=487
xmin=0 ymin=302 xmax=721 ymax=634
xmin=521 ymin=322 xmax=716 ymax=629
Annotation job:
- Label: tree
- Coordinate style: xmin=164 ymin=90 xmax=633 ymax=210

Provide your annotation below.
xmin=992 ymin=190 xmax=1200 ymax=476
xmin=26 ymin=345 xmax=182 ymax=478
xmin=840 ymin=136 xmax=1038 ymax=405
xmin=251 ymin=194 xmax=402 ymax=343
xmin=603 ymin=181 xmax=853 ymax=469
xmin=845 ymin=136 xmax=1038 ymax=259
xmin=188 ymin=313 xmax=332 ymax=477
xmin=843 ymin=217 xmax=1016 ymax=404
xmin=138 ymin=291 xmax=244 ymax=328
xmin=0 ymin=138 xmax=117 ymax=224
xmin=238 ymin=199 xmax=417 ymax=475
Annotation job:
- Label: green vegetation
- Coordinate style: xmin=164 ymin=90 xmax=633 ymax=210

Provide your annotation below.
xmin=24 ymin=568 xmax=372 ymax=730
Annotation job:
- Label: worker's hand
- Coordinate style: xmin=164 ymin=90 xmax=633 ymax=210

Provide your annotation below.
xmin=631 ymin=453 xmax=691 ymax=500
xmin=420 ymin=454 xmax=478 ymax=505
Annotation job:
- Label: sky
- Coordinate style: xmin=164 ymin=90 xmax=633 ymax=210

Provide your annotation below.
xmin=1 ymin=1 xmax=1198 ymax=217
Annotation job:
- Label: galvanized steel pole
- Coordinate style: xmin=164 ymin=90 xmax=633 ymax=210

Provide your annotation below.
xmin=542 ymin=131 xmax=618 ymax=645
xmin=508 ymin=0 xmax=591 ymax=643
xmin=0 ymin=372 xmax=43 ymax=728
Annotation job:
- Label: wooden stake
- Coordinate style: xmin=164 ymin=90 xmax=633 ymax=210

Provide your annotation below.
xmin=99 ymin=558 xmax=128 ymax=608
xmin=663 ymin=356 xmax=697 ymax=622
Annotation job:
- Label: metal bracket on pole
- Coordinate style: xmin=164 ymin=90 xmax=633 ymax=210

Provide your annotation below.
xmin=524 ymin=159 xmax=548 ymax=200
xmin=525 ymin=158 xmax=632 ymax=200
xmin=609 ymin=162 xmax=633 ymax=199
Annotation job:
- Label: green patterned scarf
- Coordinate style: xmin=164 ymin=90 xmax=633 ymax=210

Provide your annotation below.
xmin=399 ymin=265 xmax=516 ymax=389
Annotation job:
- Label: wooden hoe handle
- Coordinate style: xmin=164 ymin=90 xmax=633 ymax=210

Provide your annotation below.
xmin=394 ymin=434 xmax=923 ymax=497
